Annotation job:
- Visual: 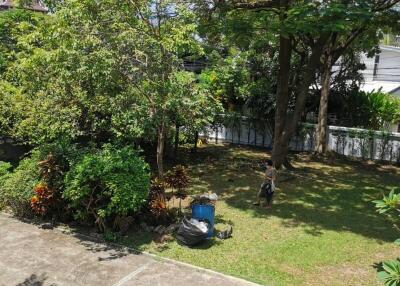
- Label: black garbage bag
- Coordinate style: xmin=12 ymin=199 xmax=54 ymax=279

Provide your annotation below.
xmin=176 ymin=217 xmax=210 ymax=247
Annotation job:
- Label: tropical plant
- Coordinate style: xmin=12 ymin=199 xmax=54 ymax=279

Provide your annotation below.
xmin=164 ymin=165 xmax=189 ymax=212
xmin=30 ymin=182 xmax=55 ymax=216
xmin=378 ymin=260 xmax=400 ymax=286
xmin=63 ymin=145 xmax=150 ymax=231
xmin=374 ymin=189 xmax=400 ymax=286
xmin=146 ymin=177 xmax=170 ymax=225
xmin=335 ymin=90 xmax=400 ymax=130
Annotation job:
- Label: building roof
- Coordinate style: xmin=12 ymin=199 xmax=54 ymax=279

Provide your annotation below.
xmin=380 ymin=45 xmax=400 ymax=53
xmin=0 ymin=0 xmax=48 ymax=12
xmin=360 ymin=81 xmax=400 ymax=95
xmin=359 ymin=45 xmax=400 ymax=96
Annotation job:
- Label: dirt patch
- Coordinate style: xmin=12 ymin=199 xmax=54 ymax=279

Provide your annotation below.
xmin=305 ymin=264 xmax=375 ymax=286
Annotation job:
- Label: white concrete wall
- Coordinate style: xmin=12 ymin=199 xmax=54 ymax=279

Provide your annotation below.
xmin=202 ymin=123 xmax=400 ymax=163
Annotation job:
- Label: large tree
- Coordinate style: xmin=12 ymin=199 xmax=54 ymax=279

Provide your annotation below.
xmin=4 ymin=0 xmax=220 ymax=176
xmin=315 ymin=10 xmax=400 ymax=154
xmin=227 ymin=0 xmax=400 ymax=167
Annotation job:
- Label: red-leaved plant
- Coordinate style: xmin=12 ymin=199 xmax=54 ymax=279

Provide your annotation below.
xmin=31 ymin=183 xmax=55 ymax=216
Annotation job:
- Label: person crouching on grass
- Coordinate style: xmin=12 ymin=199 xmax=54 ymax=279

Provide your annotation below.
xmin=253 ymin=160 xmax=276 ymax=209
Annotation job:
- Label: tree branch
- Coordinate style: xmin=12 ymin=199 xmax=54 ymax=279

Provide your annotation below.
xmin=231 ymin=0 xmax=280 ymax=9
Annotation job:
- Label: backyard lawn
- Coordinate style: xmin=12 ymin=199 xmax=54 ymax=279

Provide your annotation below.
xmin=124 ymin=144 xmax=400 ymax=286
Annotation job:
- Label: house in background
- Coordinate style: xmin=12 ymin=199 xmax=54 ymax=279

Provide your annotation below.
xmin=360 ymin=45 xmax=400 ymax=133
xmin=0 ymin=0 xmax=47 ymax=12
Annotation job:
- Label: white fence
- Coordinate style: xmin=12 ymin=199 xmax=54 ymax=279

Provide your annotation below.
xmin=202 ymin=122 xmax=400 ymax=163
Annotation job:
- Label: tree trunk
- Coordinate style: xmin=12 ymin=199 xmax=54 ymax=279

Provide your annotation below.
xmin=272 ymin=36 xmax=326 ymax=168
xmin=238 ymin=122 xmax=241 ymax=144
xmin=157 ymin=123 xmax=165 ymax=177
xmin=316 ymin=52 xmax=332 ymax=154
xmin=272 ymin=34 xmax=292 ymax=168
xmin=174 ymin=123 xmax=179 ymax=160
xmin=316 ymin=49 xmax=333 ymax=154
xmin=193 ymin=131 xmax=199 ymax=153
xmin=247 ymin=122 xmax=251 ymax=144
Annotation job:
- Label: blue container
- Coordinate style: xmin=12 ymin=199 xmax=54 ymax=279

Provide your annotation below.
xmin=191 ymin=204 xmax=215 ymax=238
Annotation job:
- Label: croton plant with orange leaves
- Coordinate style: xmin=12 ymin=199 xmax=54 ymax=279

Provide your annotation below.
xmin=31 ymin=183 xmax=55 ymax=216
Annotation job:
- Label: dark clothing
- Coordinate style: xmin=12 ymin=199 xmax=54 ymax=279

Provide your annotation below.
xmin=258 ymin=182 xmax=274 ymax=198
xmin=266 ymin=191 xmax=274 ymax=204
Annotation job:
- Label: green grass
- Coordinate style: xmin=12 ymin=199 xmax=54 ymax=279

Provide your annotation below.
xmin=123 ymin=144 xmax=400 ymax=286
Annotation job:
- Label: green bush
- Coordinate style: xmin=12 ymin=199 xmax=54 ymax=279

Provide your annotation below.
xmin=0 ymin=161 xmax=12 ymax=209
xmin=0 ymin=151 xmax=40 ymax=217
xmin=63 ymin=145 xmax=150 ymax=230
xmin=0 ymin=161 xmax=12 ymax=178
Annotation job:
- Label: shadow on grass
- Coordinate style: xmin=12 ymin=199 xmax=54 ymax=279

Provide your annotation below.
xmin=214 ymin=214 xmax=235 ymax=226
xmin=183 ymin=144 xmax=400 ymax=243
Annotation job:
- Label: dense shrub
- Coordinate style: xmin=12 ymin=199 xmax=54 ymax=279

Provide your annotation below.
xmin=0 ymin=161 xmax=11 ymax=178
xmin=0 ymin=161 xmax=12 ymax=209
xmin=63 ymin=145 xmax=150 ymax=231
xmin=0 ymin=151 xmax=40 ymax=217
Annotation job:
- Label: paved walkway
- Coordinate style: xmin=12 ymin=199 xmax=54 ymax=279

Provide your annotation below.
xmin=0 ymin=214 xmax=260 ymax=286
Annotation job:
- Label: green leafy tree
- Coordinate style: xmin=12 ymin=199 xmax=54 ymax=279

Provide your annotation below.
xmin=5 ymin=0 xmax=220 ymax=176
xmin=170 ymin=71 xmax=222 ymax=157
xmin=0 ymin=8 xmax=43 ymax=74
xmin=206 ymin=0 xmax=400 ymax=167
xmin=0 ymin=9 xmax=43 ymax=137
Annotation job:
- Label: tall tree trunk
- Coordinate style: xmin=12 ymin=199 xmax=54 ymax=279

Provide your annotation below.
xmin=272 ymin=34 xmax=292 ymax=167
xmin=272 ymin=36 xmax=326 ymax=168
xmin=157 ymin=123 xmax=165 ymax=177
xmin=238 ymin=123 xmax=241 ymax=144
xmin=247 ymin=121 xmax=251 ymax=144
xmin=174 ymin=123 xmax=179 ymax=160
xmin=316 ymin=51 xmax=332 ymax=154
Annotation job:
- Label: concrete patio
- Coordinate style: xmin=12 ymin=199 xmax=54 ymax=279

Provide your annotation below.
xmin=0 ymin=213 xmax=260 ymax=286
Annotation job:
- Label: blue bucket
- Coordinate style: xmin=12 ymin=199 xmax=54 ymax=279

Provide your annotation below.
xmin=191 ymin=204 xmax=215 ymax=238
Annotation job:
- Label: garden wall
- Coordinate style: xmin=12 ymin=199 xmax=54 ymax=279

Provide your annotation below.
xmin=202 ymin=122 xmax=400 ymax=163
